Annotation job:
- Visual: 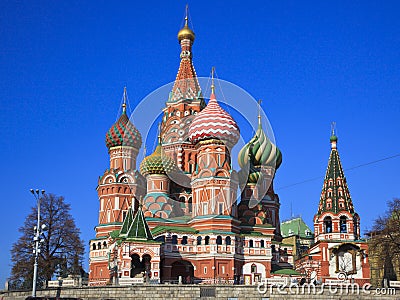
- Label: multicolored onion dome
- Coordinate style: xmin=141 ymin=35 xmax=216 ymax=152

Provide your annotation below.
xmin=238 ymin=119 xmax=282 ymax=183
xmin=188 ymin=92 xmax=240 ymax=148
xmin=140 ymin=143 xmax=177 ymax=176
xmin=106 ymin=112 xmax=142 ymax=149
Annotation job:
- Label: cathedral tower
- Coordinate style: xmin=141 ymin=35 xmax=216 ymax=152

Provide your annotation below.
xmin=188 ymin=70 xmax=240 ymax=219
xmin=161 ymin=8 xmax=205 ymax=174
xmin=296 ymin=127 xmax=369 ymax=284
xmin=237 ymin=105 xmax=282 ymax=239
xmin=95 ymin=88 xmax=145 ymax=238
xmin=313 ymin=129 xmax=360 ymax=242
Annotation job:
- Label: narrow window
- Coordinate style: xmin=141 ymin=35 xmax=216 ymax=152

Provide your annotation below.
xmin=181 ymin=236 xmax=188 ymax=245
xmin=202 ymin=203 xmax=208 ymax=215
xmin=340 ymin=216 xmax=347 ymax=233
xmin=324 ymin=216 xmax=332 ymax=233
xmin=218 ymin=203 xmax=223 ymax=214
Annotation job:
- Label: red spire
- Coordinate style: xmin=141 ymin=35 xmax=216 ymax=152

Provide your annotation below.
xmin=170 ymin=7 xmax=201 ymax=102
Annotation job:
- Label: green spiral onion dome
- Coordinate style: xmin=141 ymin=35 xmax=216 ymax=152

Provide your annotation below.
xmin=140 ymin=143 xmax=177 ymax=176
xmin=106 ymin=112 xmax=142 ymax=149
xmin=238 ymin=120 xmax=282 ymax=183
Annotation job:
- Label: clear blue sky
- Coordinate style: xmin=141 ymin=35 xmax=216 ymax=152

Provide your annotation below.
xmin=1 ymin=1 xmax=399 ymax=287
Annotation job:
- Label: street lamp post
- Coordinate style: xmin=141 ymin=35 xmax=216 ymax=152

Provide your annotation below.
xmin=30 ymin=189 xmax=46 ymax=298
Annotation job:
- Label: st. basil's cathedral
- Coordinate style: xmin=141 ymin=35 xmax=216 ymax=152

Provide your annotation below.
xmin=88 ymin=12 xmax=370 ymax=286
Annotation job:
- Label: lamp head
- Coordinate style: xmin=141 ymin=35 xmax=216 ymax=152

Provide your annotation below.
xmin=30 ymin=189 xmax=34 ymax=194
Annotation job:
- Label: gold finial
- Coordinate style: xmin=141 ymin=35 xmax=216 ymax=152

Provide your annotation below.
xmin=177 ymin=5 xmax=195 ymax=42
xmin=257 ymin=99 xmax=262 ymax=124
xmin=122 ymin=86 xmax=127 ymax=113
xmin=211 ymin=67 xmax=215 ymax=94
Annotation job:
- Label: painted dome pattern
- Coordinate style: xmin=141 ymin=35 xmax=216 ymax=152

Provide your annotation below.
xmin=140 ymin=144 xmax=177 ymax=176
xmin=106 ymin=112 xmax=142 ymax=149
xmin=188 ymin=93 xmax=240 ymax=147
xmin=238 ymin=121 xmax=282 ymax=183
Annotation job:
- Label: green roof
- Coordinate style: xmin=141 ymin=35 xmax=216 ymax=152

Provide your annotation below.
xmin=151 ymin=225 xmax=198 ymax=236
xmin=273 ymin=269 xmax=304 ymax=276
xmin=198 ymin=230 xmax=235 ymax=235
xmin=281 ymin=217 xmax=313 ymax=238
xmin=316 ymin=136 xmax=356 ymax=216
xmin=119 ymin=206 xmax=153 ymax=241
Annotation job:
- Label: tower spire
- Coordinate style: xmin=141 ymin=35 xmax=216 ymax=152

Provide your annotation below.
xmin=211 ymin=66 xmax=215 ymax=95
xmin=122 ymin=86 xmax=127 ymax=114
xmin=157 ymin=122 xmax=162 ymax=144
xmin=330 ymin=121 xmax=338 ymax=149
xmin=185 ymin=4 xmax=189 ymax=27
xmin=257 ymin=99 xmax=262 ymax=126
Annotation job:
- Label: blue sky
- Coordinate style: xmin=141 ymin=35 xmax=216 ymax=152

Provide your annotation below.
xmin=0 ymin=1 xmax=399 ymax=287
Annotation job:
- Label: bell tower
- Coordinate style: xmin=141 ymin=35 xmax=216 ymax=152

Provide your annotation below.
xmin=313 ymin=126 xmax=360 ymax=242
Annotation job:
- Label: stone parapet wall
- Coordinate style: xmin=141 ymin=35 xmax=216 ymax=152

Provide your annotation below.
xmin=1 ymin=285 xmax=398 ymax=300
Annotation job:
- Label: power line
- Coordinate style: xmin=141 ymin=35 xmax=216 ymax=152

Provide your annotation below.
xmin=276 ymin=153 xmax=400 ymax=191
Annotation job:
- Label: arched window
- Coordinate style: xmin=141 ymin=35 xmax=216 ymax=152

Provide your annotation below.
xmin=225 ymin=236 xmax=231 ymax=245
xmin=197 ymin=236 xmax=202 ymax=245
xmin=92 ymin=243 xmax=96 ymax=250
xmin=171 ymin=235 xmax=178 ymax=244
xmin=340 ymin=216 xmax=347 ymax=233
xmin=216 ymin=236 xmax=222 ymax=245
xmin=260 ymin=240 xmax=265 ymax=248
xmin=324 ymin=216 xmax=332 ymax=233
xmin=103 ymin=241 xmax=107 ymax=248
xmin=249 ymin=240 xmax=254 ymax=248
xmin=181 ymin=236 xmax=188 ymax=245
xmin=205 ymin=236 xmax=210 ymax=245
xmin=98 ymin=242 xmax=101 ymax=249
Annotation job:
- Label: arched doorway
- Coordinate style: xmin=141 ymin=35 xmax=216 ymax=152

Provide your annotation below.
xmin=130 ymin=253 xmax=152 ymax=278
xmin=171 ymin=260 xmax=194 ymax=283
xmin=142 ymin=254 xmax=152 ymax=279
xmin=130 ymin=254 xmax=142 ymax=278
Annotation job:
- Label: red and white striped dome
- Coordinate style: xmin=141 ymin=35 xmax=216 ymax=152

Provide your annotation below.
xmin=189 ymin=92 xmax=240 ymax=148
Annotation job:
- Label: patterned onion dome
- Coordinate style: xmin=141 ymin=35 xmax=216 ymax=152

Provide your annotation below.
xmin=106 ymin=111 xmax=142 ymax=149
xmin=188 ymin=92 xmax=240 ymax=147
xmin=140 ymin=143 xmax=177 ymax=176
xmin=238 ymin=119 xmax=282 ymax=183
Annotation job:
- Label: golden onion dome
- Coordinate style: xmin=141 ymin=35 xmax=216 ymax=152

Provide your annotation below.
xmin=178 ymin=24 xmax=195 ymax=42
